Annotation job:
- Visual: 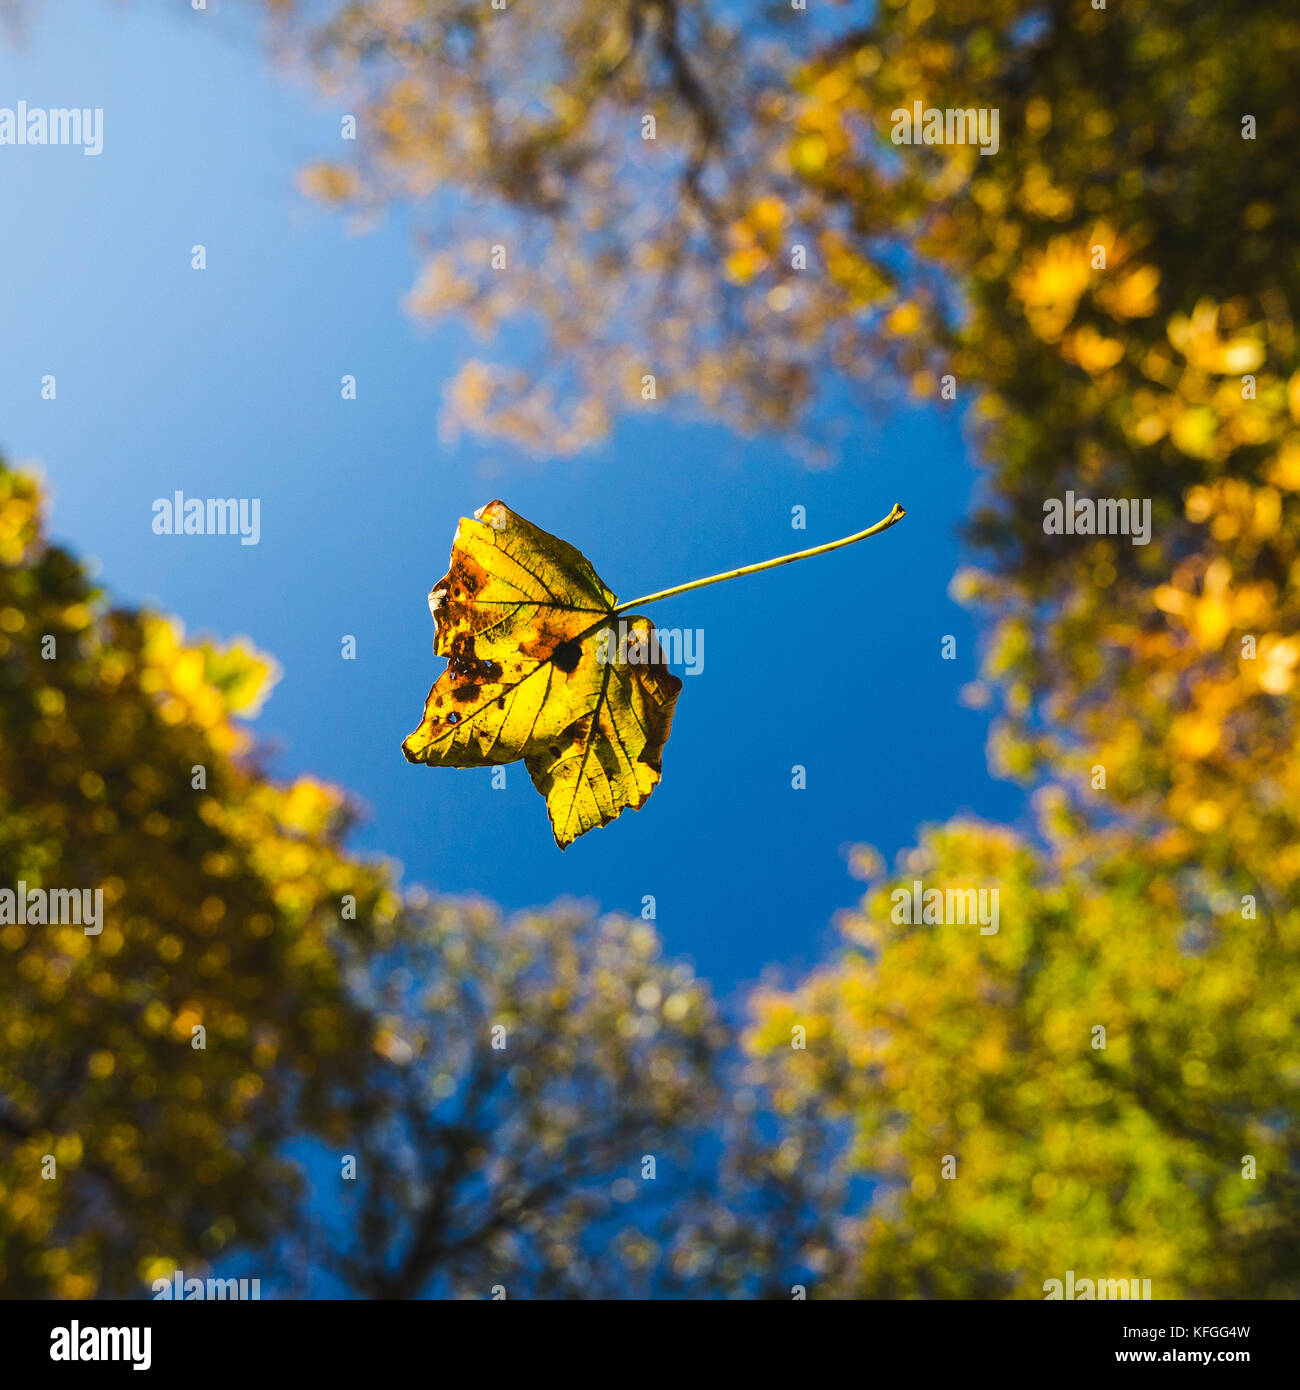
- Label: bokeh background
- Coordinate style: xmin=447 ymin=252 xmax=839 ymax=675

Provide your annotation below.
xmin=1 ymin=0 xmax=1297 ymax=1299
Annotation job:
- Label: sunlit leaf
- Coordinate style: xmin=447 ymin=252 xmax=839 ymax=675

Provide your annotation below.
xmin=401 ymin=501 xmax=681 ymax=848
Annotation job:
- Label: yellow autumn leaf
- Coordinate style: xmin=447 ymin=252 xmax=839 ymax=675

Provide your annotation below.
xmin=791 ymin=132 xmax=829 ymax=175
xmin=403 ymin=500 xmax=906 ymax=847
xmin=1097 ymin=263 xmax=1160 ymax=320
xmin=1065 ymin=324 xmax=1125 ymax=373
xmin=401 ymin=501 xmax=681 ymax=848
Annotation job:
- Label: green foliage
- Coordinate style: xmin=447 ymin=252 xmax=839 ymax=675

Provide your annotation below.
xmin=750 ymin=813 xmax=1300 ymax=1298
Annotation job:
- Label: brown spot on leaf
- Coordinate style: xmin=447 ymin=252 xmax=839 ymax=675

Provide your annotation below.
xmin=448 ymin=632 xmax=503 ymax=684
xmin=552 ymin=639 xmax=581 ymax=674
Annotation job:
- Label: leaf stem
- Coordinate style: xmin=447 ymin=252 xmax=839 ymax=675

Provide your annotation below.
xmin=612 ymin=502 xmax=907 ymax=615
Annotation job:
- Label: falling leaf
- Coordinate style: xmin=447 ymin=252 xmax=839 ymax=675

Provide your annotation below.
xmin=401 ymin=501 xmax=680 ymax=848
xmin=404 ymin=499 xmax=905 ymax=847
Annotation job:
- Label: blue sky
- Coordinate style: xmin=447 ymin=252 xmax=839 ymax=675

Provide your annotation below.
xmin=0 ymin=1 xmax=1025 ymax=1007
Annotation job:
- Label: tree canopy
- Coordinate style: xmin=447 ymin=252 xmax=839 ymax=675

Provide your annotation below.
xmin=266 ymin=0 xmax=1300 ymax=1297
xmin=4 ymin=0 xmax=1297 ymax=1298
